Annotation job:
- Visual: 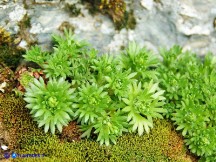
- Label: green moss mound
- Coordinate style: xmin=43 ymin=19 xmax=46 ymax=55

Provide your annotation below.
xmin=0 ymin=96 xmax=50 ymax=150
xmin=0 ymin=45 xmax=24 ymax=70
xmin=0 ymin=97 xmax=196 ymax=162
xmin=15 ymin=120 xmax=193 ymax=161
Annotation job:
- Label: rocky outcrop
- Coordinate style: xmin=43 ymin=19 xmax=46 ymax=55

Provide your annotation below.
xmin=0 ymin=0 xmax=215 ymax=55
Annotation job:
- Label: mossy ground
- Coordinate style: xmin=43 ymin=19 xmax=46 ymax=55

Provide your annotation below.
xmin=0 ymin=97 xmax=198 ymax=162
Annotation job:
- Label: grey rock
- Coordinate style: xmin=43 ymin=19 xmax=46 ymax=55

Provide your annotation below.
xmin=0 ymin=0 xmax=216 ymax=56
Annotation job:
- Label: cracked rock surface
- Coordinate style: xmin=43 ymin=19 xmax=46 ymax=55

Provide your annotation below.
xmin=0 ymin=0 xmax=216 ymax=55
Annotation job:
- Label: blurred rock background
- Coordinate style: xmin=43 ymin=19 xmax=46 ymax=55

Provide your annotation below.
xmin=0 ymin=0 xmax=216 ymax=56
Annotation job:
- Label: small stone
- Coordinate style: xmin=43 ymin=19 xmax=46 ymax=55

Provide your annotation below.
xmin=0 ymin=82 xmax=7 ymax=93
xmin=18 ymin=40 xmax=28 ymax=50
xmin=140 ymin=0 xmax=154 ymax=10
xmin=1 ymin=144 xmax=8 ymax=150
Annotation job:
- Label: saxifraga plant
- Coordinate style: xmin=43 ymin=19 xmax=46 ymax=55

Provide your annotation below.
xmin=122 ymin=81 xmax=166 ymax=135
xmin=23 ymin=31 xmax=169 ymax=146
xmin=42 ymin=51 xmax=72 ymax=79
xmin=74 ymin=82 xmax=128 ymax=145
xmin=24 ymin=77 xmax=77 ymax=134
xmin=51 ymin=30 xmax=96 ymax=84
xmin=52 ymin=29 xmax=89 ymax=57
xmin=74 ymin=82 xmax=111 ymax=124
xmin=80 ymin=108 xmax=128 ymax=146
xmin=185 ymin=127 xmax=216 ymax=157
xmin=19 ymin=71 xmax=34 ymax=88
xmin=91 ymin=54 xmax=119 ymax=85
xmin=23 ymin=46 xmax=49 ymax=67
xmin=158 ymin=45 xmax=216 ymax=159
xmin=104 ymin=69 xmax=137 ymax=99
xmin=199 ymin=151 xmax=216 ymax=162
xmin=172 ymin=98 xmax=210 ymax=136
xmin=119 ymin=42 xmax=159 ymax=81
xmin=23 ymin=30 xmax=94 ymax=81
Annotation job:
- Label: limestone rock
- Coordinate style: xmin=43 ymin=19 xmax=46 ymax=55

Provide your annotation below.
xmin=0 ymin=0 xmax=216 ymax=55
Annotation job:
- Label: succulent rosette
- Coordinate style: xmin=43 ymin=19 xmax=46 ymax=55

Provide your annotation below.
xmin=24 ymin=77 xmax=77 ymax=134
xmin=74 ymin=82 xmax=111 ymax=124
xmin=119 ymin=42 xmax=159 ymax=80
xmin=122 ymin=81 xmax=166 ymax=135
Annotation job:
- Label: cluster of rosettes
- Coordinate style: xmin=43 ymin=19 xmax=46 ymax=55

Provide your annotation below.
xmin=158 ymin=45 xmax=216 ymax=159
xmin=22 ymin=30 xmax=166 ymax=146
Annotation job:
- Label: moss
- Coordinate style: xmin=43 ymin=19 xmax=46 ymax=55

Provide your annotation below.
xmin=0 ymin=97 xmax=197 ymax=161
xmin=17 ymin=14 xmax=37 ymax=47
xmin=213 ymin=17 xmax=216 ymax=29
xmin=0 ymin=45 xmax=24 ymax=70
xmin=0 ymin=27 xmax=24 ymax=70
xmin=0 ymin=96 xmax=49 ymax=150
xmin=58 ymin=21 xmax=75 ymax=33
xmin=99 ymin=0 xmax=126 ymax=23
xmin=14 ymin=119 xmax=196 ymax=162
xmin=64 ymin=3 xmax=81 ymax=17
xmin=154 ymin=0 xmax=162 ymax=3
xmin=120 ymin=45 xmax=125 ymax=50
xmin=81 ymin=0 xmax=102 ymax=15
xmin=18 ymin=14 xmax=31 ymax=29
xmin=82 ymin=0 xmax=131 ymax=30
xmin=23 ymin=0 xmax=30 ymax=9
xmin=0 ymin=27 xmax=12 ymax=46
xmin=114 ymin=10 xmax=136 ymax=30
